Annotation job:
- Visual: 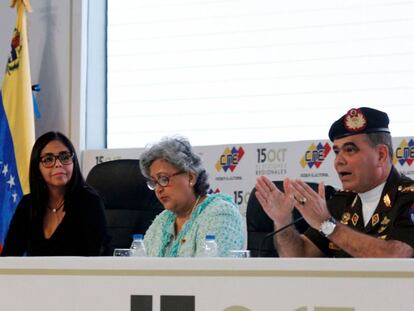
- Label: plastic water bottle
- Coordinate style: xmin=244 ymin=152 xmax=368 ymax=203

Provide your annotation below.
xmin=130 ymin=234 xmax=147 ymax=257
xmin=200 ymin=234 xmax=218 ymax=257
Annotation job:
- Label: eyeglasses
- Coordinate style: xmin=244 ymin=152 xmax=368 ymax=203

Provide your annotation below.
xmin=40 ymin=151 xmax=74 ymax=168
xmin=146 ymin=171 xmax=185 ymax=190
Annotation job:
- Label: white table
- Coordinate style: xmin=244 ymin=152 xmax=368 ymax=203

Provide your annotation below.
xmin=0 ymin=257 xmax=413 ymax=311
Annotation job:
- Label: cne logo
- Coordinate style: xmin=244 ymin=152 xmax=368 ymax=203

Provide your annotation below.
xmin=300 ymin=142 xmax=331 ymax=169
xmin=394 ymin=139 xmax=414 ymax=166
xmin=215 ymin=146 xmax=245 ymax=172
xmin=208 ymin=188 xmax=221 ymax=194
xmin=6 ymin=28 xmax=22 ymax=75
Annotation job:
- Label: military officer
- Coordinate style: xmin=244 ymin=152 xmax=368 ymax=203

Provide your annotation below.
xmin=256 ymin=107 xmax=414 ymax=257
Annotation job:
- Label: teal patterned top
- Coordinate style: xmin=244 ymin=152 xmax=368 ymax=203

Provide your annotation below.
xmin=144 ymin=193 xmax=245 ymax=257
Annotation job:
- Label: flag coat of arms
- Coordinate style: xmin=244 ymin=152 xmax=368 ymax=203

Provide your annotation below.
xmin=0 ymin=0 xmax=35 ymax=253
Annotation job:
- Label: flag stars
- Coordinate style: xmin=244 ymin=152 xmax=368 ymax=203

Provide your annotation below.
xmin=2 ymin=164 xmax=8 ymax=176
xmin=7 ymin=174 xmax=15 ymax=189
xmin=11 ymin=192 xmax=18 ymax=203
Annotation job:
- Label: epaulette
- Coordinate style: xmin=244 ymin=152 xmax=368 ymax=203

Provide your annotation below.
xmin=398 ymin=184 xmax=414 ymax=193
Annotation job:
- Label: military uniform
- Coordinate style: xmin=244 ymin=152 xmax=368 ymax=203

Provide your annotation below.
xmin=304 ymin=167 xmax=414 ymax=257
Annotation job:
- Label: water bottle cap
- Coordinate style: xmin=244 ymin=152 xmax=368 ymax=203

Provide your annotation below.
xmin=205 ymin=234 xmax=215 ymax=240
xmin=133 ymin=234 xmax=144 ymax=240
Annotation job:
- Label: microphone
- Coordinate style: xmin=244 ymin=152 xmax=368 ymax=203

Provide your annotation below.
xmin=258 ymin=216 xmax=304 ymax=257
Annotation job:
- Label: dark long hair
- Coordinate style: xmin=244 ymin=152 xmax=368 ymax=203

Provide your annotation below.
xmin=29 ymin=131 xmax=86 ymax=217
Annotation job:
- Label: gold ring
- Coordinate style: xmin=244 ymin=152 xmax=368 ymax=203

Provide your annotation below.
xmin=299 ymin=197 xmax=307 ymax=205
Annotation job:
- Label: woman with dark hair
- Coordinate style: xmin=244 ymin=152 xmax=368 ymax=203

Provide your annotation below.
xmin=2 ymin=131 xmax=107 ymax=256
xmin=140 ymin=136 xmax=245 ymax=257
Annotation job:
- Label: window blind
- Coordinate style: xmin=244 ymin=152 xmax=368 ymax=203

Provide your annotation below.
xmin=107 ymin=0 xmax=414 ymax=148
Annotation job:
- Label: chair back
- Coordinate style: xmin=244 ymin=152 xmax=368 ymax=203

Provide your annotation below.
xmin=86 ymin=159 xmax=163 ymax=255
xmin=246 ymin=181 xmax=336 ymax=257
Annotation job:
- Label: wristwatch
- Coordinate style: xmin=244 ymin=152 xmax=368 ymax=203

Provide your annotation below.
xmin=319 ymin=217 xmax=337 ymax=237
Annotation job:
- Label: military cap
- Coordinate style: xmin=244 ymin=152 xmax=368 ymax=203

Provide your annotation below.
xmin=328 ymin=107 xmax=390 ymax=141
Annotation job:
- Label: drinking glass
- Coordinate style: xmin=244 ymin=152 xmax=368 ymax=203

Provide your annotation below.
xmin=113 ymin=248 xmax=132 ymax=256
xmin=228 ymin=250 xmax=251 ymax=258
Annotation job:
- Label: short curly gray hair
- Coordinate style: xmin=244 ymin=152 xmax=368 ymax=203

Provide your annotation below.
xmin=139 ymin=136 xmax=209 ymax=196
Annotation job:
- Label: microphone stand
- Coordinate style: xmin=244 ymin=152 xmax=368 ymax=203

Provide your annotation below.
xmin=258 ymin=216 xmax=304 ymax=257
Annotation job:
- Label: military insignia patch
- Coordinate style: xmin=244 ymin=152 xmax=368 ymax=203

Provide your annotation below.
xmin=378 ymin=226 xmax=386 ymax=234
xmin=341 ymin=212 xmax=351 ymax=225
xmin=383 ymin=194 xmax=391 ymax=208
xmin=381 ymin=216 xmax=390 ymax=225
xmin=351 ymin=213 xmax=359 ymax=226
xmin=371 ymin=213 xmax=380 ymax=226
xmin=344 ymin=108 xmax=367 ymax=133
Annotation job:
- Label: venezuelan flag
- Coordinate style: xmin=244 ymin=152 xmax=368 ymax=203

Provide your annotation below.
xmin=0 ymin=0 xmax=35 ymax=253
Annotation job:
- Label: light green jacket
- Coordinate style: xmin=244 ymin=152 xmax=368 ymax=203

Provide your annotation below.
xmin=144 ymin=193 xmax=245 ymax=257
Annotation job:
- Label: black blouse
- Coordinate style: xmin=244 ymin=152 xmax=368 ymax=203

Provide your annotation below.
xmin=2 ymin=187 xmax=107 ymax=256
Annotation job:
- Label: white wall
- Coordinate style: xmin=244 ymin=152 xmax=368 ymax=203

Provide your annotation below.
xmin=0 ymin=0 xmax=86 ymax=151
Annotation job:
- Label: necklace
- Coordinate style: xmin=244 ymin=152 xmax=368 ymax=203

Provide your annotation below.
xmin=190 ymin=195 xmax=201 ymax=215
xmin=47 ymin=200 xmax=65 ymax=213
xmin=182 ymin=195 xmax=202 ymax=220
xmin=176 ymin=195 xmax=202 ymax=231
xmin=160 ymin=194 xmax=212 ymax=257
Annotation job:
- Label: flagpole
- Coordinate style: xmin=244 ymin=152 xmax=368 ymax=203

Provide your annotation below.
xmin=10 ymin=0 xmax=32 ymax=12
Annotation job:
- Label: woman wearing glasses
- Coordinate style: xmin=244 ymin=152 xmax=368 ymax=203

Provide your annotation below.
xmin=139 ymin=136 xmax=244 ymax=257
xmin=1 ymin=131 xmax=107 ymax=256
